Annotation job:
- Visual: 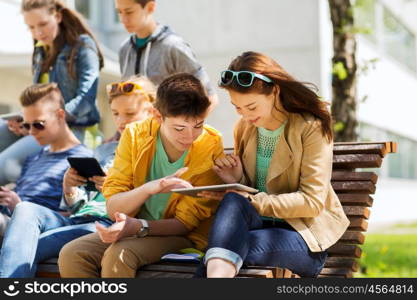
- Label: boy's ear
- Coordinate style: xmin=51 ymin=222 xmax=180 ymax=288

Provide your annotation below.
xmin=145 ymin=1 xmax=156 ymax=14
xmin=151 ymin=107 xmax=163 ymax=123
xmin=57 ymin=108 xmax=66 ymax=121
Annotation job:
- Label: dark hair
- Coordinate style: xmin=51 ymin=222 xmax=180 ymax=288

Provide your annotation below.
xmin=22 ymin=0 xmax=104 ymax=78
xmin=220 ymin=51 xmax=333 ymax=141
xmin=20 ymin=82 xmax=65 ymax=109
xmin=134 ymin=0 xmax=155 ymax=7
xmin=155 ymin=73 xmax=210 ymax=118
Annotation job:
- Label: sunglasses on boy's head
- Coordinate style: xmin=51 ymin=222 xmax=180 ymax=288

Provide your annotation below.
xmin=21 ymin=121 xmax=46 ymax=131
xmin=220 ymin=70 xmax=273 ymax=87
xmin=108 ymin=82 xmax=143 ymax=96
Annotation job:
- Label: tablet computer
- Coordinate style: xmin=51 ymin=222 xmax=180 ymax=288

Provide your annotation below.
xmin=67 ymin=157 xmax=106 ymax=191
xmin=171 ymin=183 xmax=258 ymax=197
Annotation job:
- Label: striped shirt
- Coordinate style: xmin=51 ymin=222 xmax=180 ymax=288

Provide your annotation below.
xmin=14 ymin=144 xmax=92 ymax=211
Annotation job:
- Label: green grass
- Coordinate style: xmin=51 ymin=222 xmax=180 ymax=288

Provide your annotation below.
xmin=391 ymin=221 xmax=417 ymax=230
xmin=354 ymin=234 xmax=417 ymax=277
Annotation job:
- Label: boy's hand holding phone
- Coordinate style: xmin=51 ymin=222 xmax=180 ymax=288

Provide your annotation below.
xmin=0 ymin=186 xmax=22 ymax=212
xmin=63 ymin=168 xmax=107 ymax=195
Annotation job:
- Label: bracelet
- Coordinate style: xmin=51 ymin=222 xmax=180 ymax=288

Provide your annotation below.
xmin=64 ymin=190 xmax=78 ymax=202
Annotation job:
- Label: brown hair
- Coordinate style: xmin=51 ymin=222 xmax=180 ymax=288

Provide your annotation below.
xmin=22 ymin=0 xmax=104 ymax=78
xmin=221 ymin=51 xmax=333 ymax=141
xmin=155 ymin=73 xmax=210 ymax=118
xmin=20 ymin=82 xmax=65 ymax=109
xmin=107 ymin=76 xmax=156 ymax=104
xmin=134 ymin=0 xmax=155 ymax=8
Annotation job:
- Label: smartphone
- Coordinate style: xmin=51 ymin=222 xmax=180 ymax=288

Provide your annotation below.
xmin=67 ymin=157 xmax=106 ymax=191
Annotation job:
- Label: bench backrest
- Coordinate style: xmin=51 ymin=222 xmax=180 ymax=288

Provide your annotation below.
xmin=321 ymin=141 xmax=397 ymax=278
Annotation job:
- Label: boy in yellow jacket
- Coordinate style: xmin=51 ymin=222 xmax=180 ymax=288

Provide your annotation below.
xmin=58 ymin=73 xmax=224 ymax=277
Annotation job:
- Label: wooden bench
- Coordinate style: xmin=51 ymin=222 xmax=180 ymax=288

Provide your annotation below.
xmin=36 ymin=141 xmax=397 ymax=278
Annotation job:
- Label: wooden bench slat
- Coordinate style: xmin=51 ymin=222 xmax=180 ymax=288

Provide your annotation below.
xmin=332 ymin=181 xmax=376 ymax=194
xmin=337 ymin=194 xmax=374 ymax=207
xmin=333 ymin=154 xmax=383 ymax=169
xmin=141 ymin=264 xmax=196 ymax=274
xmin=245 ymin=266 xmax=290 ymax=278
xmin=331 ymin=171 xmax=378 ymax=184
xmin=340 ymin=231 xmax=366 ymax=244
xmin=333 ymin=142 xmax=397 ymax=153
xmin=137 ymin=271 xmax=193 ymax=278
xmin=344 ymin=206 xmax=370 ymax=219
xmin=347 ymin=217 xmax=369 ymax=231
xmin=238 ymin=269 xmax=274 ymax=278
xmin=324 ymin=257 xmax=359 ymax=272
xmin=327 ymin=244 xmax=362 ymax=258
xmin=35 ymin=271 xmax=60 ymax=278
xmin=141 ymin=263 xmax=274 ymax=278
xmin=319 ymin=267 xmax=353 ymax=278
xmin=333 ymin=143 xmax=389 ymax=157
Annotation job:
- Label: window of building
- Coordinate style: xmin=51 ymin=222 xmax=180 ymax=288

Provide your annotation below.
xmin=359 ymin=122 xmax=417 ymax=180
xmin=354 ymin=0 xmax=377 ymax=42
xmin=382 ymin=7 xmax=417 ymax=73
xmin=354 ymin=0 xmax=417 ymax=73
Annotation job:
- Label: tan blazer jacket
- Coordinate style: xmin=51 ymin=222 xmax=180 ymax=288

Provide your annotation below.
xmin=235 ymin=113 xmax=350 ymax=252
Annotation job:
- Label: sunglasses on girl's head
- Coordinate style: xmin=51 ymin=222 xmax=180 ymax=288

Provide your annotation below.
xmin=220 ymin=70 xmax=273 ymax=87
xmin=21 ymin=121 xmax=46 ymax=131
xmin=108 ymin=82 xmax=143 ymax=96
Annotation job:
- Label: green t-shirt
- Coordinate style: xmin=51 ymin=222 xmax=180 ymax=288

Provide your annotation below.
xmin=256 ymin=123 xmax=286 ymax=223
xmin=72 ymin=192 xmax=108 ymax=218
xmin=137 ymin=132 xmax=188 ymax=220
xmin=136 ymin=35 xmax=151 ymax=48
xmin=255 ymin=124 xmax=286 ymax=192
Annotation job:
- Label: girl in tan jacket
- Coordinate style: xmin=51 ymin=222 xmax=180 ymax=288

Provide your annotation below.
xmin=195 ymin=51 xmax=349 ymax=278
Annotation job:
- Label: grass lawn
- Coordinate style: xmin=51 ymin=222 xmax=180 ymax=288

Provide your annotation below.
xmin=354 ymin=233 xmax=417 ymax=277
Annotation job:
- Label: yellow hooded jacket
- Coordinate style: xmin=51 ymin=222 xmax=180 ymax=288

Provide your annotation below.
xmin=102 ymin=118 xmax=224 ymax=250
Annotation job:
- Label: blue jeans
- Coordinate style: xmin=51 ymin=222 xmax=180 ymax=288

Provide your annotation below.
xmin=194 ymin=192 xmax=327 ymax=278
xmin=0 ymin=201 xmax=112 ymax=278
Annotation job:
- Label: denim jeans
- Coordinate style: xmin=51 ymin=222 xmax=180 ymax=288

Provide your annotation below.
xmin=194 ymin=192 xmax=327 ymax=278
xmin=0 ymin=201 xmax=112 ymax=278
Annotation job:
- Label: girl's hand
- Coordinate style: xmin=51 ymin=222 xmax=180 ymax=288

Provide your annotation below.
xmin=227 ymin=190 xmax=250 ymax=199
xmin=213 ymin=154 xmax=243 ymax=183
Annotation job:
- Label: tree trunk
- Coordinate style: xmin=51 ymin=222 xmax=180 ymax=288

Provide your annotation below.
xmin=329 ymin=0 xmax=358 ymax=142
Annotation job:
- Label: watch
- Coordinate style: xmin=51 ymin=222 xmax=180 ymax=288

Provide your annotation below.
xmin=136 ymin=219 xmax=149 ymax=238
